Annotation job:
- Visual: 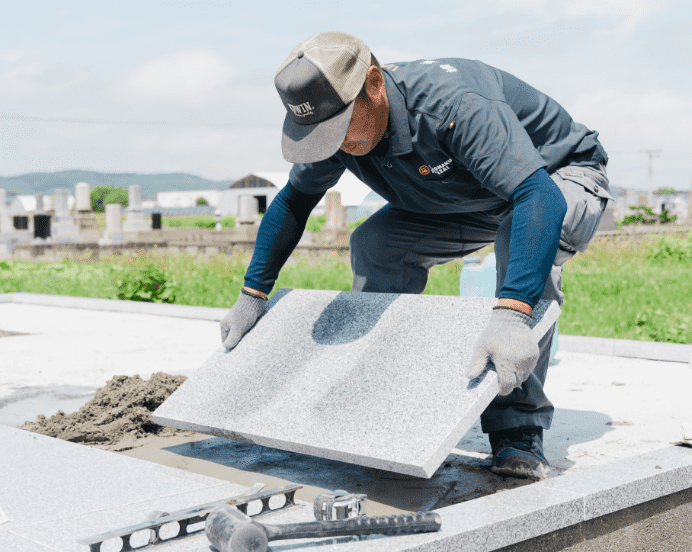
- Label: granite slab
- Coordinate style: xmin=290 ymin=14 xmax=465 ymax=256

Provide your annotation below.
xmin=154 ymin=289 xmax=560 ymax=478
xmin=0 ymin=426 xmax=311 ymax=552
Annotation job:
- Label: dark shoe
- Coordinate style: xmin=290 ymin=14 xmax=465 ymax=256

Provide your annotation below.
xmin=488 ymin=425 xmax=550 ymax=480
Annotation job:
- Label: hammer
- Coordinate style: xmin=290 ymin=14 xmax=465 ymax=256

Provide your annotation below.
xmin=206 ymin=504 xmax=441 ymax=552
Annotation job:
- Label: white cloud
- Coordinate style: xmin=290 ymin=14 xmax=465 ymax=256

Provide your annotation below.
xmin=122 ymin=49 xmax=238 ymax=108
xmin=0 ymin=61 xmax=83 ymax=100
xmin=0 ymin=47 xmax=31 ymax=63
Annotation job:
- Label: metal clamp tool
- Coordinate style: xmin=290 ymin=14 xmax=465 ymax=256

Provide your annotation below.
xmin=313 ymin=489 xmax=367 ymax=520
xmin=77 ymin=483 xmax=302 ymax=552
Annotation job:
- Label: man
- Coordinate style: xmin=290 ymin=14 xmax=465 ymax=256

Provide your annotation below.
xmin=220 ymin=31 xmax=612 ymax=480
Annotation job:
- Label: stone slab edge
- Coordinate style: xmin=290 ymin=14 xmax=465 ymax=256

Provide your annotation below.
xmin=318 ymin=445 xmax=692 ymax=552
xmin=1 ymin=293 xmax=690 ymax=363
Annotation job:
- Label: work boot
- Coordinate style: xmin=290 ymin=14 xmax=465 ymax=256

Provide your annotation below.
xmin=488 ymin=425 xmax=550 ymax=480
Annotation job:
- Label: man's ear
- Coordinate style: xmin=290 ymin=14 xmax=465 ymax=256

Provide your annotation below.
xmin=364 ymin=66 xmax=384 ymax=97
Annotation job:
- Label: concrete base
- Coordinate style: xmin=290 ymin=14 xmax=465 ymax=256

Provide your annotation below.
xmin=122 ymin=210 xmax=150 ymax=232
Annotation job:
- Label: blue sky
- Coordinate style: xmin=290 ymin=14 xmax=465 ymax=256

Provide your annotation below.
xmin=1 ymin=0 xmax=690 ymax=193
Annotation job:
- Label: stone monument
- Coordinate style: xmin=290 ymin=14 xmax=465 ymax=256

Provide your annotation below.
xmin=235 ymin=195 xmax=260 ymax=241
xmin=74 ymin=182 xmax=99 ymax=241
xmin=51 ymin=189 xmax=82 ymax=243
xmin=122 ymin=184 xmax=150 ymax=233
xmin=320 ymin=190 xmax=349 ymax=246
xmin=99 ymin=204 xmax=123 ymax=245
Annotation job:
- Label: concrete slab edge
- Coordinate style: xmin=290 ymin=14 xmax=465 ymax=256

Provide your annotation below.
xmin=2 ymin=293 xmax=689 ymax=363
xmin=0 ymin=292 xmax=227 ymax=321
xmin=404 ymin=444 xmax=692 ymax=552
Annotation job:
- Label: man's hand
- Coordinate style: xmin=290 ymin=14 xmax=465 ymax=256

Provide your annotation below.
xmin=220 ymin=289 xmax=267 ymax=350
xmin=466 ymin=307 xmax=540 ymax=396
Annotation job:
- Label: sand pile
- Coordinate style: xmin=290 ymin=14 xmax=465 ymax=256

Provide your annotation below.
xmin=21 ymin=372 xmax=193 ymax=446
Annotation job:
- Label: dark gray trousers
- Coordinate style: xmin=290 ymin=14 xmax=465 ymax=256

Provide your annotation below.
xmin=349 ymin=165 xmax=611 ymax=433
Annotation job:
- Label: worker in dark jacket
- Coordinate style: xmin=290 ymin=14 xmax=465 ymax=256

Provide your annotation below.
xmin=221 ymin=31 xmax=613 ymax=480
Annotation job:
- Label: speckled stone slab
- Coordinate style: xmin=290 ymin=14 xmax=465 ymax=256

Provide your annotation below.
xmin=154 ymin=289 xmax=560 ymax=478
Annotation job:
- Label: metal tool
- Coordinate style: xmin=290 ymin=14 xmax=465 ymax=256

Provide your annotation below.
xmin=206 ymin=504 xmax=442 ymax=552
xmin=314 ymin=489 xmax=367 ymax=520
xmin=77 ymin=483 xmax=302 ymax=552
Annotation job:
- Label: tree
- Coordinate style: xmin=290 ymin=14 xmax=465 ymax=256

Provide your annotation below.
xmin=91 ymin=186 xmax=128 ymax=212
xmin=196 ymin=196 xmax=209 ymax=205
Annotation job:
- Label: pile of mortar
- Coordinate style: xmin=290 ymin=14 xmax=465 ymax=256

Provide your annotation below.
xmin=21 ymin=372 xmax=193 ymax=447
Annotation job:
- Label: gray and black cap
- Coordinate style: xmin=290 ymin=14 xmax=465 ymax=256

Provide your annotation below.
xmin=275 ymin=31 xmax=371 ymax=164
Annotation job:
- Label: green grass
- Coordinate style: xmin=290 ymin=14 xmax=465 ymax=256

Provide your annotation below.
xmin=1 ymin=230 xmax=690 ymax=343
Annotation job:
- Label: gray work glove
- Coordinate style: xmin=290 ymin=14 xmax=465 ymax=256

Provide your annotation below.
xmin=466 ymin=307 xmax=540 ymax=396
xmin=220 ymin=291 xmax=267 ymax=350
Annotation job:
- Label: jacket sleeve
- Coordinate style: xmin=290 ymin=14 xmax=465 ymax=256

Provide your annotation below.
xmin=243 ymin=181 xmax=325 ymax=294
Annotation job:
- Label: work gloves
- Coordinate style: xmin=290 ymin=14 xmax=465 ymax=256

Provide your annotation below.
xmin=466 ymin=307 xmax=540 ymax=396
xmin=220 ymin=291 xmax=267 ymax=350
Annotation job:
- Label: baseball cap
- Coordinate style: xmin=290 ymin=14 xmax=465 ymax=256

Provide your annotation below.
xmin=275 ymin=31 xmax=371 ymax=164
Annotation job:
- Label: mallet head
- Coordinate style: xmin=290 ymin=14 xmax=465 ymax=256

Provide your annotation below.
xmin=205 ymin=505 xmax=269 ymax=552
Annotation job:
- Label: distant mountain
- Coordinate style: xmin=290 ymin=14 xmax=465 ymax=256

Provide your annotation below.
xmin=0 ymin=170 xmax=235 ymax=200
xmin=0 ymin=169 xmax=647 ymax=203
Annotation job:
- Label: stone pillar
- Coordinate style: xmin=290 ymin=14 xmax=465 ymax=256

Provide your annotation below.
xmin=75 ymin=182 xmax=91 ymax=212
xmin=73 ymin=182 xmax=99 ymax=241
xmin=122 ymin=184 xmax=150 ymax=232
xmin=238 ymin=195 xmax=259 ymax=224
xmin=320 ymin=190 xmax=349 ymax=246
xmin=638 ymin=193 xmax=648 ymax=207
xmin=99 ymin=203 xmax=123 ymax=245
xmin=324 ymin=190 xmax=346 ymax=230
xmin=35 ymin=194 xmax=45 ymax=214
xmin=51 ymin=189 xmax=81 ymax=242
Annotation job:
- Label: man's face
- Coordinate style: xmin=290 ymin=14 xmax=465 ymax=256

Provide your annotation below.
xmin=340 ymin=66 xmax=389 ymax=156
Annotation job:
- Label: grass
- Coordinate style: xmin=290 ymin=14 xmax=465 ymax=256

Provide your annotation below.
xmin=1 ymin=230 xmax=690 ymax=344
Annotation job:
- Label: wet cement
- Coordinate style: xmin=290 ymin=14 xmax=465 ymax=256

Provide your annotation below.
xmin=20 ymin=372 xmax=194 ymax=445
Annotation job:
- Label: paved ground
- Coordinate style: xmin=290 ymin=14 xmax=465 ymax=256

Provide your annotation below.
xmin=1 ymin=302 xmax=691 ymax=517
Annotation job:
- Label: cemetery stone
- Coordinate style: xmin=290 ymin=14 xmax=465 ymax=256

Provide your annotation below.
xmin=122 ymin=184 xmax=150 ymax=232
xmin=99 ymin=203 xmax=123 ymax=245
xmin=152 ymin=212 xmax=162 ymax=230
xmin=51 ymin=189 xmax=82 ymax=242
xmin=34 ymin=214 xmax=51 ymax=239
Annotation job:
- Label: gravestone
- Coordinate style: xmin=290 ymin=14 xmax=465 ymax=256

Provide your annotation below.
xmin=99 ymin=203 xmax=123 ymax=245
xmin=73 ymin=182 xmax=99 ymax=241
xmin=614 ymin=195 xmax=626 ymax=222
xmin=51 ymin=189 xmax=82 ymax=242
xmin=33 ymin=214 xmax=51 ymax=239
xmin=324 ymin=190 xmax=345 ymax=229
xmin=122 ymin=184 xmax=150 ymax=232
xmin=154 ymin=289 xmax=560 ymax=478
xmin=75 ymin=182 xmax=91 ymax=212
xmin=320 ymin=190 xmax=349 ymax=246
xmin=35 ymin=194 xmax=45 ymax=214
xmin=238 ymin=195 xmax=259 ymax=224
xmin=152 ymin=212 xmax=162 ymax=230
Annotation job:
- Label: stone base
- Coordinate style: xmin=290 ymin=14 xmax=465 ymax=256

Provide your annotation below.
xmin=316 ymin=227 xmax=350 ymax=247
xmin=52 ymin=217 xmax=83 ymax=243
xmin=122 ymin=210 xmax=151 ymax=232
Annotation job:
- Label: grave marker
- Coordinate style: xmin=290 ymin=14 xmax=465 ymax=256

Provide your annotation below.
xmin=122 ymin=184 xmax=150 ymax=232
xmin=51 ymin=189 xmax=82 ymax=242
xmin=99 ymin=203 xmax=123 ymax=244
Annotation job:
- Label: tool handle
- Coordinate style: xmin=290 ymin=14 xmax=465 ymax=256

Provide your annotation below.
xmin=263 ymin=512 xmax=441 ymax=541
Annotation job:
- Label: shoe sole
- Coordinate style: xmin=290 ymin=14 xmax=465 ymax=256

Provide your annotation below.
xmin=490 ymin=462 xmax=550 ymax=481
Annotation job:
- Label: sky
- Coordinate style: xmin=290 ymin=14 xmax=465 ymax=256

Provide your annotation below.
xmin=1 ymin=0 xmax=690 ymax=193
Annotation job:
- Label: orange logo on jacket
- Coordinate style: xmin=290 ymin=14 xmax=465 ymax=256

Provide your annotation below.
xmin=419 ymin=165 xmax=430 ymax=175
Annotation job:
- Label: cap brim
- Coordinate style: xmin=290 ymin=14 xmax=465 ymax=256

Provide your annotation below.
xmin=281 ymin=101 xmax=355 ymax=164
